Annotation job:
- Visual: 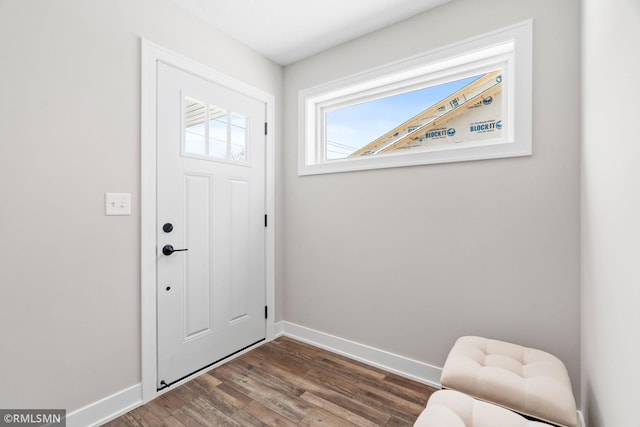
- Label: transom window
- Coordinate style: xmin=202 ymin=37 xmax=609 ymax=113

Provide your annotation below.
xmin=298 ymin=21 xmax=532 ymax=175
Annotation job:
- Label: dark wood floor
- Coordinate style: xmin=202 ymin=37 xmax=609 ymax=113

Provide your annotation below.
xmin=105 ymin=336 xmax=436 ymax=426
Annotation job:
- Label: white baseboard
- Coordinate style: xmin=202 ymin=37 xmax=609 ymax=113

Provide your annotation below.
xmin=66 ymin=383 xmax=142 ymax=427
xmin=275 ymin=321 xmax=442 ymax=388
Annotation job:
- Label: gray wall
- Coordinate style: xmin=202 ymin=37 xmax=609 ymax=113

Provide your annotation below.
xmin=283 ymin=0 xmax=581 ymax=396
xmin=581 ymin=0 xmax=640 ymax=425
xmin=0 ymin=0 xmax=283 ymax=412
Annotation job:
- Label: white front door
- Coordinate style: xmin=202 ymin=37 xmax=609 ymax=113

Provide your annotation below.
xmin=156 ymin=62 xmax=266 ymax=388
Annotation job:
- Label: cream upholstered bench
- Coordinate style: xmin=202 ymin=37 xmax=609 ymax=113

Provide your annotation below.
xmin=414 ymin=390 xmax=551 ymax=427
xmin=440 ymin=336 xmax=577 ymax=427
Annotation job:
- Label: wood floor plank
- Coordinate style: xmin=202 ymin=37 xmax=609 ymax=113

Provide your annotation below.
xmin=211 ymin=363 xmax=315 ymax=422
xmin=105 ymin=337 xmax=436 ymax=426
xmin=173 ymin=398 xmax=238 ymax=427
xmin=156 ymin=416 xmax=187 ymax=427
xmin=384 ymin=415 xmax=416 ymax=427
xmin=215 ymin=381 xmax=255 ymax=406
xmin=303 ymin=388 xmax=391 ymax=426
xmin=243 ymin=400 xmax=299 ymax=427
xmin=238 ymin=353 xmax=392 ymax=426
xmin=187 ymin=380 xmax=246 ymax=417
xmin=298 ymin=408 xmax=359 ymax=427
xmin=228 ymin=357 xmax=307 ymax=398
xmin=313 ymin=352 xmax=387 ymax=382
xmin=300 ymin=392 xmax=384 ymax=427
xmin=298 ymin=408 xmax=355 ymax=427
xmin=304 ymin=368 xmax=424 ymax=423
xmin=240 ymin=352 xmax=330 ymax=397
xmin=228 ymin=407 xmax=271 ymax=427
xmin=117 ymin=400 xmax=177 ymax=427
xmin=349 ymin=379 xmax=427 ymax=414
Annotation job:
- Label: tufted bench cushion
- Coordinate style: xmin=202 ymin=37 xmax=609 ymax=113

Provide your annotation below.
xmin=414 ymin=390 xmax=551 ymax=427
xmin=440 ymin=336 xmax=577 ymax=427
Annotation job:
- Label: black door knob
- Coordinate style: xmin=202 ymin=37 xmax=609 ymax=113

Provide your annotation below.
xmin=162 ymin=244 xmax=188 ymax=256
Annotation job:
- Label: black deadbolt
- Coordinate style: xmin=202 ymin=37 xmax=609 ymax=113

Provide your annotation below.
xmin=163 ymin=223 xmax=174 ymax=233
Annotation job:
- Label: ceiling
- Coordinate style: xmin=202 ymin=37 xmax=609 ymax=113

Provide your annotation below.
xmin=170 ymin=0 xmax=450 ymax=65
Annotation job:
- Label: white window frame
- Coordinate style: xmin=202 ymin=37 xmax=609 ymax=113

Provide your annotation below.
xmin=298 ymin=20 xmax=532 ymax=176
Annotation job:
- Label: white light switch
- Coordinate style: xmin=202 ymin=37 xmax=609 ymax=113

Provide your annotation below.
xmin=105 ymin=193 xmax=131 ymax=216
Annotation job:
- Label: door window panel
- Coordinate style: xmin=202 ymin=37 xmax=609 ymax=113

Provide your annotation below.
xmin=209 ymin=105 xmax=228 ymax=159
xmin=183 ymin=96 xmax=248 ymax=163
xmin=230 ymin=113 xmax=247 ymax=161
xmin=184 ymin=98 xmax=207 ymax=155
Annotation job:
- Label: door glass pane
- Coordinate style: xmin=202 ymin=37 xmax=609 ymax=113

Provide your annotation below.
xmin=230 ymin=113 xmax=247 ymax=161
xmin=209 ymin=105 xmax=228 ymax=159
xmin=184 ymin=97 xmax=207 ymax=155
xmin=183 ymin=99 xmax=249 ymax=163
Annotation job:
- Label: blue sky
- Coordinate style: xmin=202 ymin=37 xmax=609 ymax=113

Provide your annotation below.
xmin=326 ymin=75 xmax=480 ymax=159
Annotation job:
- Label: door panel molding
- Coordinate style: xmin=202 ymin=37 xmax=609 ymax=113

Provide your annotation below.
xmin=140 ymin=39 xmax=275 ymax=403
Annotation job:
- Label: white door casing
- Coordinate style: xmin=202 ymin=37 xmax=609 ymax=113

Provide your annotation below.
xmin=141 ymin=40 xmax=275 ymax=402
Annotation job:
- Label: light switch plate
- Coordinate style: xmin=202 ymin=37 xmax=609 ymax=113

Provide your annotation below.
xmin=105 ymin=193 xmax=131 ymax=216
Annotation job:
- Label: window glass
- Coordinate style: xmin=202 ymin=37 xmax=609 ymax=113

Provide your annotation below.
xmin=183 ymin=97 xmax=249 ymax=164
xmin=184 ymin=97 xmax=207 ymax=155
xmin=209 ymin=105 xmax=228 ymax=159
xmin=326 ymin=73 xmax=503 ymax=160
xmin=230 ymin=113 xmax=247 ymax=161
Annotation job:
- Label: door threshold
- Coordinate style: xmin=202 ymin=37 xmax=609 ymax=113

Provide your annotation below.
xmin=157 ymin=338 xmax=266 ymax=391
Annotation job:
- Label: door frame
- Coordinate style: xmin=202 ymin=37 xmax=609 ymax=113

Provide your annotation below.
xmin=140 ymin=39 xmax=276 ymax=403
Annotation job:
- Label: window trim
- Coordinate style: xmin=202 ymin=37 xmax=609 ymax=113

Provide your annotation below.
xmin=298 ymin=20 xmax=532 ymax=176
